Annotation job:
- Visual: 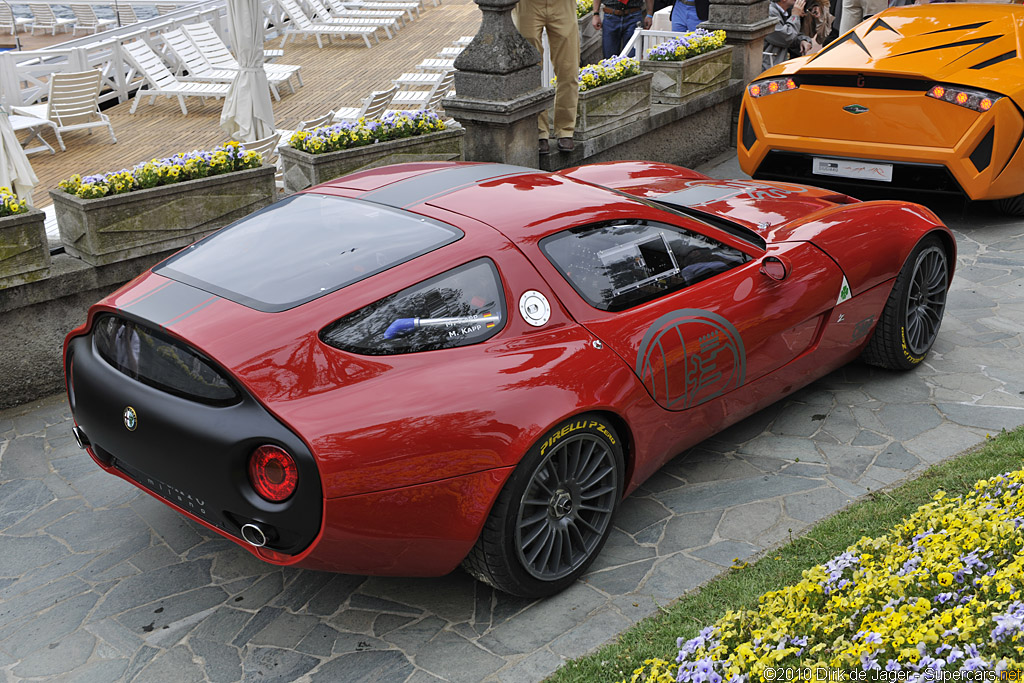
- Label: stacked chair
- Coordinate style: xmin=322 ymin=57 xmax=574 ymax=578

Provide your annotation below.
xmin=162 ymin=28 xmax=297 ymax=101
xmin=181 ymin=22 xmax=303 ymax=90
xmin=276 ymin=0 xmax=381 ymax=49
xmin=122 ymin=40 xmax=231 ymax=115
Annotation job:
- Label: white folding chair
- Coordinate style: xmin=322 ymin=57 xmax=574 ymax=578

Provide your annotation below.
xmin=12 ymin=70 xmax=116 ymax=148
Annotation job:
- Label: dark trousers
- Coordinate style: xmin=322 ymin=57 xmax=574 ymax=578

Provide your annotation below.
xmin=601 ymin=10 xmax=641 ymax=58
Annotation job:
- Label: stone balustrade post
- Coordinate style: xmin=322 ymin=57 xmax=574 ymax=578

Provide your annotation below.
xmin=442 ymin=0 xmax=555 ymax=168
xmin=701 ymin=0 xmax=775 ymax=83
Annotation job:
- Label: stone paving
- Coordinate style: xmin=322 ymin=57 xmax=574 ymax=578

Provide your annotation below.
xmin=2 ymin=153 xmax=1024 ymax=682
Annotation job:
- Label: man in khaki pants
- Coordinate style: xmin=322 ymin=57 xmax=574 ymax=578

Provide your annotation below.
xmin=518 ymin=0 xmax=580 ymax=153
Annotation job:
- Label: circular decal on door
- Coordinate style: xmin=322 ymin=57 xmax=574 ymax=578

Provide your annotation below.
xmin=635 ymin=309 xmax=746 ymax=410
xmin=123 ymin=406 xmax=138 ymax=431
xmin=519 ymin=290 xmax=551 ymax=327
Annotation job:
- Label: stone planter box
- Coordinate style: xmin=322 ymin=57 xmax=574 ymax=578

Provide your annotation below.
xmin=641 ymin=45 xmax=733 ymax=106
xmin=0 ymin=208 xmax=50 ymax=288
xmin=49 ymin=165 xmax=276 ymax=267
xmin=575 ymin=71 xmax=653 ymax=140
xmin=279 ymin=128 xmax=465 ymax=194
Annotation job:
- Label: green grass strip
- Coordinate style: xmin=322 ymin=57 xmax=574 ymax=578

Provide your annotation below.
xmin=545 ymin=426 xmax=1024 ymax=683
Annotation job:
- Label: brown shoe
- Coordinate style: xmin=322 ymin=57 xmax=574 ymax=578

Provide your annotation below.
xmin=539 ymin=138 xmax=551 ymax=155
xmin=557 ymin=137 xmax=575 ymax=152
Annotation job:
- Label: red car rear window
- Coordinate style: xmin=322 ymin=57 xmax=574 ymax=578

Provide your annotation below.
xmin=156 ymin=194 xmax=463 ymax=312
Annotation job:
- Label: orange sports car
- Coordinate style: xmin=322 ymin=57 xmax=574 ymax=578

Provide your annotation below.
xmin=738 ymin=3 xmax=1024 ymax=214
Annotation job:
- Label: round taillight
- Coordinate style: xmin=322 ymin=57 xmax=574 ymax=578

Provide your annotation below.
xmin=786 ymin=78 xmax=796 ymax=90
xmin=930 ymin=86 xmax=945 ymax=99
xmin=768 ymin=80 xmax=779 ymax=94
xmin=248 ymin=445 xmax=298 ymax=502
xmin=749 ymin=84 xmax=761 ymax=97
xmin=956 ymin=92 xmax=969 ymax=105
xmin=980 ymin=98 xmax=993 ymax=111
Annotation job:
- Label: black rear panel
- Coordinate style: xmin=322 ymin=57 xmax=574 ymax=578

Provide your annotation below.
xmin=754 ymin=151 xmax=964 ymax=196
xmin=67 ymin=324 xmax=322 ymax=556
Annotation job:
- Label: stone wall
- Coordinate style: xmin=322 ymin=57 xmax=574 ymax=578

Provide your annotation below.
xmin=538 ymin=79 xmax=744 ymax=172
xmin=0 ymin=248 xmax=178 ymax=410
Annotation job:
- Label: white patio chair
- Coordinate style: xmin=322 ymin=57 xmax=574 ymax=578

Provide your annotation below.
xmin=12 ymin=70 xmax=116 ymax=149
xmin=328 ymin=0 xmax=419 ymax=22
xmin=116 ymin=4 xmax=139 ymax=24
xmin=275 ymin=0 xmax=380 ymax=48
xmin=332 ymin=84 xmax=397 ymax=122
xmin=181 ymin=22 xmax=303 ymax=88
xmin=304 ymin=0 xmax=401 ymax=39
xmin=156 ymin=4 xmax=179 ymax=14
xmin=27 ymin=3 xmax=75 ymax=35
xmin=388 ymin=70 xmax=454 ymax=112
xmin=162 ymin=29 xmax=295 ymax=101
xmin=437 ymin=46 xmax=463 ymax=58
xmin=0 ymin=3 xmax=30 ymax=34
xmin=121 ymin=40 xmax=230 ymax=115
xmin=70 ymin=4 xmax=116 ymax=35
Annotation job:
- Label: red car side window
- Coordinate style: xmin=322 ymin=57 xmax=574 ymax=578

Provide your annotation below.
xmin=541 ymin=221 xmax=749 ymax=312
xmin=320 ymin=258 xmax=506 ymax=355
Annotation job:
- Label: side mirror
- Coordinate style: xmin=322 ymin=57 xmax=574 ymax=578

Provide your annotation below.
xmin=760 ymin=256 xmax=788 ymax=281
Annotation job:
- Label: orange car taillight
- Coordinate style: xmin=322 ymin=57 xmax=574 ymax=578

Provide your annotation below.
xmin=248 ymin=445 xmax=299 ymax=502
xmin=748 ymin=77 xmax=798 ymax=98
xmin=927 ymin=84 xmax=1002 ymax=112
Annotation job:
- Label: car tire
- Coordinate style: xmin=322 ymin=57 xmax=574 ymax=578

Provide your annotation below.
xmin=861 ymin=235 xmax=949 ymax=371
xmin=462 ymin=414 xmax=624 ymax=598
xmin=996 ymin=194 xmax=1024 ymax=217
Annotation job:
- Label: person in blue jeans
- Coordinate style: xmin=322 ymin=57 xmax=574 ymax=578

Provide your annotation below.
xmin=670 ymin=0 xmax=700 ymax=31
xmin=592 ymin=0 xmax=654 ymax=58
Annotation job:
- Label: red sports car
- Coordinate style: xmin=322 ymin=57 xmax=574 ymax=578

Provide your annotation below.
xmin=64 ymin=162 xmax=954 ymax=597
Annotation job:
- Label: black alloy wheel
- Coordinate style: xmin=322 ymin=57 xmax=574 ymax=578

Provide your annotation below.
xmin=862 ymin=235 xmax=949 ymax=370
xmin=462 ymin=414 xmax=624 ymax=598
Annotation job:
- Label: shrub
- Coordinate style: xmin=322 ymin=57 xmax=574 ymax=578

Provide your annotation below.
xmin=58 ymin=142 xmax=262 ymax=200
xmin=0 ymin=187 xmax=29 ymax=217
xmin=645 ymin=29 xmax=727 ymax=62
xmin=288 ymin=110 xmax=446 ymax=155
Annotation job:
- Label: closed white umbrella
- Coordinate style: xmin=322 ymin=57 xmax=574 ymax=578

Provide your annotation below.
xmin=0 ymin=108 xmax=38 ymax=205
xmin=219 ymin=0 xmax=275 ymax=141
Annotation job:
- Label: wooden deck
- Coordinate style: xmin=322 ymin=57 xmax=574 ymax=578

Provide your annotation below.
xmin=18 ymin=0 xmax=482 ymax=207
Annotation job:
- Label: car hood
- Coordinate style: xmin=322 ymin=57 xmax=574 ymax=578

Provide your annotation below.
xmin=785 ymin=5 xmax=1023 ymax=89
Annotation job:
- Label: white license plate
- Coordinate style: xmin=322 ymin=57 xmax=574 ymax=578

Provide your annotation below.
xmin=812 ymin=157 xmax=893 ymax=182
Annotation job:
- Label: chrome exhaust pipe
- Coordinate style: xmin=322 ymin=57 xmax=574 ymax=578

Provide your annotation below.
xmin=240 ymin=523 xmax=268 ymax=548
xmin=72 ymin=426 xmax=90 ymax=450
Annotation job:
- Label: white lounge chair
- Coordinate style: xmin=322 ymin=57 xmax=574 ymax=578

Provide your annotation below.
xmin=70 ymin=4 xmax=116 ymax=35
xmin=393 ymin=71 xmax=445 ymax=88
xmin=416 ymin=58 xmax=455 ymax=72
xmin=12 ymin=70 xmax=116 ymax=149
xmin=156 ymin=4 xmax=179 ymax=14
xmin=181 ymin=22 xmax=302 ymax=88
xmin=162 ymin=28 xmax=295 ymax=101
xmin=27 ymin=3 xmax=75 ymax=35
xmin=303 ymin=0 xmax=401 ymax=39
xmin=122 ymin=40 xmax=230 ymax=115
xmin=276 ymin=0 xmax=380 ymax=48
xmin=437 ymin=46 xmax=463 ymax=58
xmin=328 ymin=0 xmax=419 ymax=22
xmin=0 ymin=3 xmax=30 ymax=34
xmin=388 ymin=70 xmax=454 ymax=112
xmin=332 ymin=84 xmax=397 ymax=122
